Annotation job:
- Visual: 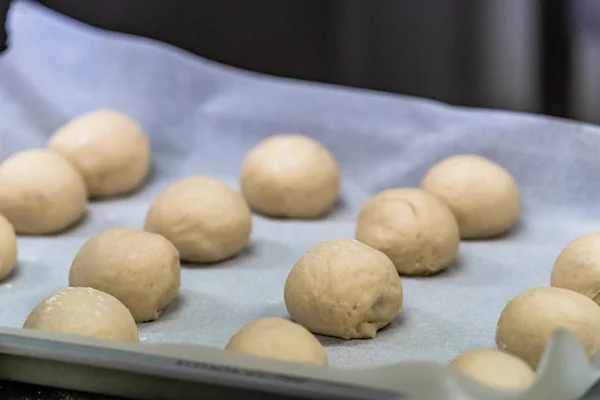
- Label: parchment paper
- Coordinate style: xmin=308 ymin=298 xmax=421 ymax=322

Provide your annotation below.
xmin=2 ymin=0 xmax=600 ymax=380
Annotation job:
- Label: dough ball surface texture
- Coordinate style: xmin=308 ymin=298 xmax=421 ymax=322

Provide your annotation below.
xmin=495 ymin=286 xmax=600 ymax=369
xmin=144 ymin=176 xmax=252 ymax=263
xmin=23 ymin=287 xmax=139 ymax=342
xmin=551 ymin=231 xmax=600 ymax=305
xmin=69 ymin=227 xmax=181 ymax=322
xmin=240 ymin=134 xmax=340 ymax=218
xmin=0 ymin=149 xmax=87 ymax=234
xmin=284 ymin=238 xmax=403 ymax=340
xmin=48 ymin=109 xmax=151 ymax=198
xmin=355 ymin=188 xmax=459 ymax=275
xmin=449 ymin=348 xmax=535 ymax=390
xmin=420 ymin=154 xmax=520 ymax=239
xmin=0 ymin=214 xmax=17 ymax=280
xmin=225 ymin=317 xmax=328 ymax=366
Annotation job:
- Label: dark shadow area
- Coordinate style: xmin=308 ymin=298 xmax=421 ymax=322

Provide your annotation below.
xmin=0 ymin=262 xmax=20 ymax=284
xmin=154 ymin=292 xmax=186 ymax=322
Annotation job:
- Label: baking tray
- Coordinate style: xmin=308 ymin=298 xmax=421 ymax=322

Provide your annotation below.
xmin=2 ymin=1 xmax=600 ymax=399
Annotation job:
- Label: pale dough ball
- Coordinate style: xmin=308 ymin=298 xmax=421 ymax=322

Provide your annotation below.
xmin=0 ymin=214 xmax=16 ymax=280
xmin=551 ymin=231 xmax=600 ymax=305
xmin=420 ymin=154 xmax=520 ymax=239
xmin=69 ymin=227 xmax=180 ymax=322
xmin=240 ymin=134 xmax=341 ymax=218
xmin=355 ymin=188 xmax=459 ymax=275
xmin=48 ymin=109 xmax=151 ymax=198
xmin=144 ymin=176 xmax=252 ymax=263
xmin=496 ymin=286 xmax=600 ymax=369
xmin=23 ymin=287 xmax=138 ymax=342
xmin=449 ymin=349 xmax=535 ymax=390
xmin=284 ymin=238 xmax=403 ymax=340
xmin=0 ymin=149 xmax=87 ymax=234
xmin=225 ymin=317 xmax=328 ymax=366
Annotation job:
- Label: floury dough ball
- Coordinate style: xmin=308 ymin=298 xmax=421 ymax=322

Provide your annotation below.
xmin=48 ymin=109 xmax=151 ymax=198
xmin=284 ymin=238 xmax=403 ymax=339
xmin=225 ymin=318 xmax=328 ymax=366
xmin=0 ymin=149 xmax=87 ymax=234
xmin=449 ymin=349 xmax=535 ymax=389
xmin=551 ymin=232 xmax=600 ymax=305
xmin=420 ymin=154 xmax=520 ymax=239
xmin=69 ymin=227 xmax=181 ymax=322
xmin=495 ymin=287 xmax=600 ymax=369
xmin=355 ymin=188 xmax=459 ymax=275
xmin=0 ymin=214 xmax=16 ymax=280
xmin=240 ymin=134 xmax=341 ymax=218
xmin=23 ymin=287 xmax=139 ymax=342
xmin=144 ymin=176 xmax=252 ymax=263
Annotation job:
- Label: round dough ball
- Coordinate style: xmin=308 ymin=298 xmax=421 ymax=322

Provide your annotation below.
xmin=226 ymin=317 xmax=328 ymax=366
xmin=495 ymin=286 xmax=600 ymax=369
xmin=355 ymin=188 xmax=459 ymax=275
xmin=0 ymin=214 xmax=17 ymax=280
xmin=144 ymin=176 xmax=252 ymax=263
xmin=23 ymin=287 xmax=138 ymax=342
xmin=240 ymin=134 xmax=341 ymax=218
xmin=284 ymin=238 xmax=403 ymax=340
xmin=449 ymin=349 xmax=535 ymax=390
xmin=69 ymin=227 xmax=180 ymax=322
xmin=48 ymin=109 xmax=151 ymax=198
xmin=551 ymin=231 xmax=600 ymax=305
xmin=0 ymin=149 xmax=87 ymax=234
xmin=420 ymin=154 xmax=520 ymax=239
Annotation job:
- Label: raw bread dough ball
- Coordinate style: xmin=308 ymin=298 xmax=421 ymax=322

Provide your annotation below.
xmin=240 ymin=134 xmax=341 ymax=218
xmin=284 ymin=238 xmax=403 ymax=339
xmin=48 ymin=109 xmax=151 ymax=198
xmin=551 ymin=231 xmax=600 ymax=305
xmin=226 ymin=317 xmax=328 ymax=366
xmin=449 ymin=349 xmax=535 ymax=389
xmin=0 ymin=214 xmax=17 ymax=280
xmin=355 ymin=188 xmax=459 ymax=275
xmin=420 ymin=154 xmax=520 ymax=239
xmin=0 ymin=149 xmax=87 ymax=234
xmin=496 ymin=286 xmax=600 ymax=369
xmin=23 ymin=287 xmax=138 ymax=342
xmin=69 ymin=227 xmax=180 ymax=322
xmin=144 ymin=176 xmax=252 ymax=263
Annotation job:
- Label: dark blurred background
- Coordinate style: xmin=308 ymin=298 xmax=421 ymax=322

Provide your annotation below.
xmin=3 ymin=0 xmax=600 ymax=124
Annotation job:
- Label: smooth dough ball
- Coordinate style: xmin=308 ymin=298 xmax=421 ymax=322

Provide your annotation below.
xmin=449 ymin=348 xmax=535 ymax=390
xmin=355 ymin=188 xmax=459 ymax=275
xmin=144 ymin=176 xmax=252 ymax=263
xmin=551 ymin=231 xmax=600 ymax=305
xmin=284 ymin=238 xmax=403 ymax=340
xmin=225 ymin=317 xmax=328 ymax=366
xmin=420 ymin=154 xmax=520 ymax=239
xmin=240 ymin=134 xmax=341 ymax=218
xmin=0 ymin=149 xmax=87 ymax=234
xmin=496 ymin=286 xmax=600 ymax=369
xmin=69 ymin=227 xmax=180 ymax=322
xmin=48 ymin=109 xmax=151 ymax=198
xmin=23 ymin=287 xmax=139 ymax=342
xmin=0 ymin=214 xmax=17 ymax=280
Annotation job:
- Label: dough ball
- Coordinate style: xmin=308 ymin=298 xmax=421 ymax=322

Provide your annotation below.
xmin=69 ymin=227 xmax=180 ymax=322
xmin=48 ymin=109 xmax=151 ymax=198
xmin=0 ymin=214 xmax=16 ymax=280
xmin=449 ymin=349 xmax=535 ymax=389
xmin=551 ymin=232 xmax=600 ymax=305
xmin=284 ymin=238 xmax=403 ymax=339
xmin=23 ymin=287 xmax=138 ymax=342
xmin=225 ymin=317 xmax=328 ymax=366
xmin=420 ymin=154 xmax=520 ymax=239
xmin=240 ymin=134 xmax=341 ymax=218
xmin=144 ymin=176 xmax=252 ymax=263
xmin=355 ymin=188 xmax=459 ymax=275
xmin=495 ymin=286 xmax=600 ymax=369
xmin=0 ymin=149 xmax=87 ymax=234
